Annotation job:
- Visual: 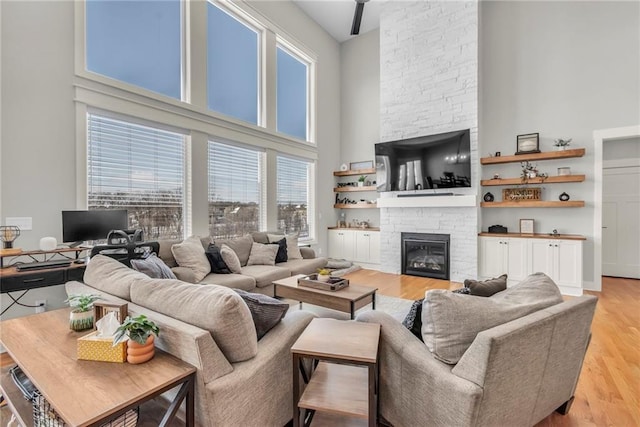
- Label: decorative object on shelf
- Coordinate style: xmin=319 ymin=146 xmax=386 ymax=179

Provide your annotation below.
xmin=350 ymin=160 xmax=374 ymax=171
xmin=340 ymin=163 xmax=349 ymax=171
xmin=0 ymin=225 xmax=20 ymax=249
xmin=495 ymin=152 xmax=501 ymax=157
xmin=552 ymin=229 xmax=559 ymax=236
xmin=337 ymin=220 xmax=347 ymax=228
xmin=557 ymin=167 xmax=571 ymax=176
xmin=488 ymin=224 xmax=508 ymax=233
xmin=503 ymin=187 xmax=542 ymax=201
xmin=553 ymin=138 xmax=572 ymax=151
xmin=93 ymin=301 xmax=128 ymax=326
xmin=559 ymin=192 xmax=571 ymax=201
xmin=39 ymin=236 xmax=57 ymax=251
xmin=520 ymin=161 xmax=548 ymax=183
xmin=483 ymin=192 xmax=495 ymax=202
xmin=298 ymin=274 xmax=349 ymax=291
xmin=520 ymin=219 xmax=535 ymax=235
xmin=493 ymin=173 xmax=500 ymax=179
xmin=398 ymin=164 xmax=407 ymax=191
xmin=66 ymin=294 xmax=100 ymax=331
xmin=358 ymin=175 xmax=367 ymax=187
xmin=516 ymin=133 xmax=540 ymax=155
xmin=406 ymin=161 xmax=415 ymax=190
xmin=113 ymin=314 xmax=160 ymax=364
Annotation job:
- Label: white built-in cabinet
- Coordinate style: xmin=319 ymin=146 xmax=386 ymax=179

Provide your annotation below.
xmin=328 ymin=229 xmax=380 ymax=268
xmin=479 ymin=235 xmax=584 ymax=295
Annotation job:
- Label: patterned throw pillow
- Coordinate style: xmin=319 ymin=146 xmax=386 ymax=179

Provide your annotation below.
xmin=402 ymin=298 xmax=425 ymax=341
xmin=247 ymin=242 xmax=279 ymax=266
xmin=272 ymin=238 xmax=288 ymax=263
xmin=220 ymin=244 xmax=242 ymax=274
xmin=205 ymin=243 xmax=231 ymax=274
xmin=464 ymin=274 xmax=508 ymax=297
xmin=130 ymin=253 xmax=177 ymax=279
xmin=233 ymin=289 xmax=289 ymax=340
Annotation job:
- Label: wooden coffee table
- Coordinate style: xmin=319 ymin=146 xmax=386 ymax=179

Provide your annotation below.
xmin=273 ymin=275 xmax=377 ymax=319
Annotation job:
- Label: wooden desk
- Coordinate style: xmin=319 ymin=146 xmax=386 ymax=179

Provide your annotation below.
xmin=0 ymin=308 xmax=196 ymax=426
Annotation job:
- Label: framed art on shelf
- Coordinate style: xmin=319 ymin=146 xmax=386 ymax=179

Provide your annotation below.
xmin=519 ymin=219 xmax=535 ymax=235
xmin=349 ymin=160 xmax=373 ymax=171
xmin=516 ymin=133 xmax=540 ymax=155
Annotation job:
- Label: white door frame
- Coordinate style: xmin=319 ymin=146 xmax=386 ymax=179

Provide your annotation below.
xmin=593 ymin=125 xmax=640 ymax=291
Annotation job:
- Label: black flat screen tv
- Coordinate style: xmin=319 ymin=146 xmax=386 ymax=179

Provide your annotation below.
xmin=62 ymin=209 xmax=128 ymax=244
xmin=375 ymin=129 xmax=471 ymax=192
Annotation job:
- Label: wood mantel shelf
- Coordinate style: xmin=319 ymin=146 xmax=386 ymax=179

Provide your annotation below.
xmin=333 ymin=168 xmax=376 ymax=177
xmin=478 ymin=232 xmax=586 ymax=240
xmin=481 ymin=175 xmax=586 ymax=186
xmin=481 ymin=200 xmax=585 ymax=208
xmin=480 ymin=148 xmax=586 ymax=165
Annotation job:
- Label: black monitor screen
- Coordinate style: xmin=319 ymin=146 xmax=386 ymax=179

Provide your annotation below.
xmin=62 ymin=210 xmax=128 ymax=243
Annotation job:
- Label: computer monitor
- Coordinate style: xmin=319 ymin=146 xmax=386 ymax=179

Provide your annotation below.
xmin=62 ymin=210 xmax=128 ymax=246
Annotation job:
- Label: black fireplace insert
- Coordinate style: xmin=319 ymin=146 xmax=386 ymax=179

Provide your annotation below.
xmin=401 ymin=232 xmax=450 ymax=280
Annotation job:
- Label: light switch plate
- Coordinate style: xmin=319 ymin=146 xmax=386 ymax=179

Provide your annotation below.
xmin=5 ymin=217 xmax=33 ymax=230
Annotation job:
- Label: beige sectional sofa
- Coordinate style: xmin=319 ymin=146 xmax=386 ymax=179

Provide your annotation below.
xmin=157 ymin=232 xmax=328 ymax=296
xmin=68 ymin=255 xmax=315 ymax=426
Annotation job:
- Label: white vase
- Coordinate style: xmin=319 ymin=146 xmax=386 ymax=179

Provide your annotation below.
xmin=358 ymin=181 xmax=364 ymax=187
xmin=317 ymin=274 xmax=330 ymax=282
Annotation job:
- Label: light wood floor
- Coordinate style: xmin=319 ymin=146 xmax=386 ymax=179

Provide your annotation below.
xmin=345 ymin=270 xmax=640 ymax=427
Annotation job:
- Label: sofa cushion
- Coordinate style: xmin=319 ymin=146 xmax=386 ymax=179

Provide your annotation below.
xmin=233 ymin=289 xmax=289 ymax=340
xmin=272 ymin=238 xmax=288 ymax=263
xmin=464 ymin=274 xmax=508 ymax=297
xmin=130 ymin=253 xmax=177 ymax=279
xmin=214 ymin=235 xmax=253 ymax=266
xmin=205 ymin=244 xmax=231 ymax=274
xmin=199 ymin=273 xmax=256 ymax=291
xmin=421 ymin=273 xmax=563 ymax=364
xmin=130 ymin=278 xmax=258 ymax=363
xmin=171 ymin=236 xmax=211 ymax=282
xmin=247 ymin=242 xmax=279 ymax=266
xmin=158 ymin=237 xmax=211 ymax=268
xmin=240 ymin=265 xmax=291 ymax=288
xmin=276 ymin=257 xmax=328 ymax=275
xmin=220 ymin=244 xmax=242 ymax=274
xmin=84 ymin=255 xmax=146 ymax=300
xmin=268 ymin=233 xmax=302 ymax=260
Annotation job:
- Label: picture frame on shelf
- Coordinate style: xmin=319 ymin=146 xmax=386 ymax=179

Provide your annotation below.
xmin=519 ymin=219 xmax=535 ymax=235
xmin=349 ymin=160 xmax=373 ymax=171
xmin=516 ymin=133 xmax=540 ymax=155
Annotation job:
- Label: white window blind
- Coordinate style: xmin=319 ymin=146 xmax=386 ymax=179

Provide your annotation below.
xmin=208 ymin=141 xmax=264 ymax=239
xmin=277 ymin=156 xmax=313 ymax=239
xmin=87 ymin=114 xmax=186 ymax=240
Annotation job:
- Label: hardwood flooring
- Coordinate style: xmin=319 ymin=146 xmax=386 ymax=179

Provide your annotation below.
xmin=345 ymin=270 xmax=640 ymax=427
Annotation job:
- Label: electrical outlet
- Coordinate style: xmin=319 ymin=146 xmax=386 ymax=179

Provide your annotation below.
xmin=35 ymin=300 xmax=46 ymax=314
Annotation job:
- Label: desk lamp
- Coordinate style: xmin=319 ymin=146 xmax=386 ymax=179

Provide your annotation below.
xmin=0 ymin=226 xmax=21 ymax=249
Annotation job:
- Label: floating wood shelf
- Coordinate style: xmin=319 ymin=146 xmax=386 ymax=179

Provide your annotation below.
xmin=481 ymin=201 xmax=585 ymax=208
xmin=481 ymin=175 xmax=586 ymax=186
xmin=333 ymin=168 xmax=376 ymax=177
xmin=334 ymin=203 xmax=378 ymax=209
xmin=334 ymin=186 xmax=377 ymax=193
xmin=480 ymin=148 xmax=586 ymax=165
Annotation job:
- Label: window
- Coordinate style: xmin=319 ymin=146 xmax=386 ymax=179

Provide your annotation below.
xmin=277 ymin=156 xmax=314 ymax=239
xmin=207 ymin=3 xmax=260 ymax=125
xmin=208 ymin=141 xmax=264 ymax=239
xmin=277 ymin=45 xmax=309 ymax=140
xmin=87 ymin=114 xmax=187 ymax=240
xmin=85 ymin=0 xmax=182 ymax=99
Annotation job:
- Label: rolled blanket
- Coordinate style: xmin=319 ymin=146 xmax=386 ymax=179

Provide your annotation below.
xmin=326 ymin=258 xmax=353 ymax=269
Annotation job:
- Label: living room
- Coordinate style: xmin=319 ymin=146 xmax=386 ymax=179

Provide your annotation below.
xmin=1 ymin=0 xmax=639 ymax=426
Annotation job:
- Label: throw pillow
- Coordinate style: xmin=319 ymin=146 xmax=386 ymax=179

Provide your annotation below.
xmin=273 ymin=238 xmax=288 ymax=263
xmin=205 ymin=244 xmax=231 ymax=274
xmin=130 ymin=253 xmax=177 ymax=279
xmin=233 ymin=289 xmax=289 ymax=340
xmin=268 ymin=233 xmax=302 ymax=259
xmin=452 ymin=287 xmax=471 ymax=295
xmin=402 ymin=298 xmax=424 ymax=341
xmin=247 ymin=242 xmax=279 ymax=266
xmin=464 ymin=274 xmax=508 ymax=297
xmin=220 ymin=244 xmax=242 ymax=274
xmin=170 ymin=236 xmax=211 ymax=282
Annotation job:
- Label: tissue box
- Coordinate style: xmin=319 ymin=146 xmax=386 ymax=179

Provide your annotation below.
xmin=77 ymin=331 xmax=126 ymax=363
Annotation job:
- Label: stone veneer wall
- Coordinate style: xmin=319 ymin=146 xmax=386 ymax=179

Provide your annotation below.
xmin=379 ymin=1 xmax=479 ymax=282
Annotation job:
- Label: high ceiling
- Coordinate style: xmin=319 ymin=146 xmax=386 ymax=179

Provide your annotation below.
xmin=292 ymin=0 xmax=385 ymax=43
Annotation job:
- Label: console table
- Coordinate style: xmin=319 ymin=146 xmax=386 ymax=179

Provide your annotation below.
xmin=0 ymin=308 xmax=196 ymax=426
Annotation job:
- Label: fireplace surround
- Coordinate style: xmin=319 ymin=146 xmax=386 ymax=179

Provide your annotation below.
xmin=401 ymin=232 xmax=450 ymax=280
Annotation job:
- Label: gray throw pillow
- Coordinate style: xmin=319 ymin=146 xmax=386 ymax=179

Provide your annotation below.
xmin=233 ymin=289 xmax=289 ymax=340
xmin=220 ymin=244 xmax=242 ymax=274
xmin=130 ymin=253 xmax=177 ymax=279
xmin=247 ymin=242 xmax=279 ymax=266
xmin=464 ymin=274 xmax=508 ymax=297
xmin=171 ymin=235 xmax=211 ymax=282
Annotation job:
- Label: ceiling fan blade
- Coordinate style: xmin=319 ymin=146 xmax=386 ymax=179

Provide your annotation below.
xmin=350 ymin=2 xmax=365 ymax=35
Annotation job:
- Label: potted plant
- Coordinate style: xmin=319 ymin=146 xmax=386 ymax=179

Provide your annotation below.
xmin=520 ymin=161 xmax=547 ymax=183
xmin=317 ymin=268 xmax=332 ymax=282
xmin=113 ymin=315 xmax=160 ymax=364
xmin=357 ymin=175 xmax=367 ymax=187
xmin=65 ymin=294 xmax=100 ymax=331
xmin=553 ymin=138 xmax=572 ymax=151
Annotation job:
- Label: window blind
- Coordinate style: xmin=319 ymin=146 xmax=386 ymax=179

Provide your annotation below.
xmin=277 ymin=156 xmax=313 ymax=239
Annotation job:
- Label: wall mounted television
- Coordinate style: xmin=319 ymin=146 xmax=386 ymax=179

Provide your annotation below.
xmin=62 ymin=209 xmax=128 ymax=245
xmin=375 ymin=129 xmax=471 ymax=192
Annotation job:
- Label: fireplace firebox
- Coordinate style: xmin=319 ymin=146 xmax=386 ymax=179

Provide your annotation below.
xmin=401 ymin=232 xmax=450 ymax=280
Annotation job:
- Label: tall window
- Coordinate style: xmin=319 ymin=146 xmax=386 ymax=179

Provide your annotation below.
xmin=86 ymin=0 xmax=182 ymax=99
xmin=277 ymin=156 xmax=313 ymax=239
xmin=208 ymin=141 xmax=264 ymax=238
xmin=87 ymin=114 xmax=186 ymax=239
xmin=207 ymin=3 xmax=260 ymax=125
xmin=277 ymin=45 xmax=309 ymax=141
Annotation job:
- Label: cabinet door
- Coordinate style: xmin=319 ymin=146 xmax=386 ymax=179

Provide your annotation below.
xmin=479 ymin=237 xmax=507 ymax=278
xmin=555 ymin=240 xmax=583 ymax=288
xmin=355 ymin=232 xmax=370 ymax=262
xmin=505 ymin=238 xmax=528 ymax=284
xmin=342 ymin=230 xmax=356 ymax=261
xmin=328 ymin=230 xmax=344 ymax=259
xmin=530 ymin=239 xmax=555 ymax=279
xmin=368 ymin=232 xmax=380 ymax=264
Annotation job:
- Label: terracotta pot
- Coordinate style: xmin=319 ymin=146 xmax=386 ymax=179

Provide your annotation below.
xmin=127 ymin=335 xmax=155 ymax=364
xmin=69 ymin=310 xmax=94 ymax=331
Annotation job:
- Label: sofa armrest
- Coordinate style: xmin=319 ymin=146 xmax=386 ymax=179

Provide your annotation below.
xmin=172 ymin=266 xmax=197 ymax=283
xmin=300 ymin=247 xmax=316 ymax=259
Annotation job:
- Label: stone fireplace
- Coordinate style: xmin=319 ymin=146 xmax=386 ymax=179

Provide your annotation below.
xmin=402 ymin=232 xmax=450 ymax=280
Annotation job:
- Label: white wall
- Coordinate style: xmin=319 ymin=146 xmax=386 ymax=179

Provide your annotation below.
xmin=480 ymin=1 xmax=640 ymax=286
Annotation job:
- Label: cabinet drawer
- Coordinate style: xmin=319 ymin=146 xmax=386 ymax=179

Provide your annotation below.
xmin=1 ymin=270 xmax=66 ymax=292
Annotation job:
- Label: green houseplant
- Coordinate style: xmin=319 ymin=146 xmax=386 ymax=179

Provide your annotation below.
xmin=357 ymin=175 xmax=367 ymax=187
xmin=66 ymin=294 xmax=100 ymax=331
xmin=113 ymin=315 xmax=160 ymax=364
